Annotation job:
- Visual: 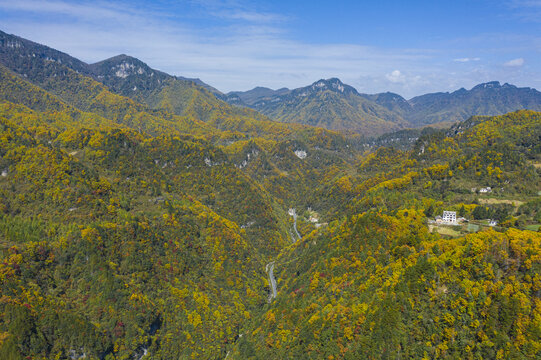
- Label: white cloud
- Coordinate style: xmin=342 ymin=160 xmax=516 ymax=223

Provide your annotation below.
xmin=504 ymin=58 xmax=525 ymax=66
xmin=190 ymin=0 xmax=289 ymax=23
xmin=0 ymin=0 xmax=146 ymax=22
xmin=454 ymin=57 xmax=480 ymax=62
xmin=385 ymin=70 xmax=406 ymax=83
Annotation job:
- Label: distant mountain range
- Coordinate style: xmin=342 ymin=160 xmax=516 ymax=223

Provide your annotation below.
xmin=2 ymin=29 xmax=541 ymax=137
xmin=224 ymin=79 xmax=541 ymax=132
xmin=402 ymin=81 xmax=541 ymax=125
xmin=222 ymin=78 xmax=408 ymax=135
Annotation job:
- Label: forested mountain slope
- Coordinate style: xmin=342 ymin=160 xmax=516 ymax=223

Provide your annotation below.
xmin=0 ymin=30 xmax=320 ymax=142
xmin=231 ymin=110 xmax=541 ymax=359
xmin=0 ymin=29 xmax=540 ymax=360
xmin=227 ymin=78 xmax=408 ymax=136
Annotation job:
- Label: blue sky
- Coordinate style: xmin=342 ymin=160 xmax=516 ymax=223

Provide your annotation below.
xmin=0 ymin=0 xmax=540 ymax=98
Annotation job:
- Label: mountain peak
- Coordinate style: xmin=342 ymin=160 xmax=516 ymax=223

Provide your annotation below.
xmin=89 ymin=54 xmax=158 ymax=79
xmin=308 ymin=78 xmax=357 ymax=95
xmin=252 ymin=86 xmax=275 ymax=91
xmin=0 ymin=29 xmax=89 ymax=72
xmin=502 ymin=82 xmax=517 ymax=89
xmin=472 ymin=81 xmax=501 ymax=91
xmin=93 ymin=54 xmax=144 ymax=65
xmin=225 ymin=86 xmax=291 ymax=105
xmin=91 ymin=54 xmax=148 ymax=67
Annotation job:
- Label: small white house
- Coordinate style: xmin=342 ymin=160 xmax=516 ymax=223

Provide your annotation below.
xmin=479 ymin=187 xmax=492 ymax=193
xmin=442 ymin=211 xmax=457 ymax=224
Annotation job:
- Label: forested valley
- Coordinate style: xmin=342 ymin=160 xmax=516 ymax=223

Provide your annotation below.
xmin=0 ymin=31 xmax=540 ymax=359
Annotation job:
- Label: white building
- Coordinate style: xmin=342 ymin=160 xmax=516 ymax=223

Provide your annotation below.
xmin=294 ymin=150 xmax=307 ymax=159
xmin=479 ymin=187 xmax=492 ymax=193
xmin=442 ymin=211 xmax=457 ymax=224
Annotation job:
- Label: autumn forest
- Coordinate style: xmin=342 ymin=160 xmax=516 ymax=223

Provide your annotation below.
xmin=0 ymin=29 xmax=540 ymax=360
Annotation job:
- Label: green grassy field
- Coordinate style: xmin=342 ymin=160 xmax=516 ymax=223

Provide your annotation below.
xmin=525 ymin=224 xmax=540 ymax=231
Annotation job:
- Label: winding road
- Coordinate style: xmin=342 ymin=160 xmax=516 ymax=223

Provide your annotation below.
xmin=264 ymin=208 xmax=303 ymax=303
xmin=225 ymin=208 xmax=305 ymax=357
xmin=292 ymin=213 xmax=302 ymax=241
xmin=289 ymin=208 xmax=302 ymax=242
xmin=265 ymin=261 xmax=277 ymax=303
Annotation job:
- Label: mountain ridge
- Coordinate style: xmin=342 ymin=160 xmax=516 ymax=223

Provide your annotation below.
xmin=229 ymin=78 xmax=408 ymax=136
xmin=3 ymin=28 xmax=541 ymax=136
xmin=0 ymin=30 xmax=323 ymax=141
xmin=226 ymin=78 xmax=541 ymax=131
xmin=406 ymin=80 xmax=541 ymax=125
xmin=0 ymin=30 xmax=222 ymax=101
